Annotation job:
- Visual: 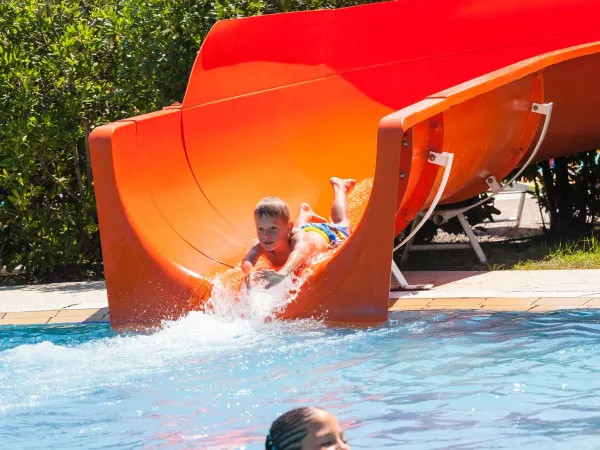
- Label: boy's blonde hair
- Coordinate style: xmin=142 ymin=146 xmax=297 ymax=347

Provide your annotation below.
xmin=255 ymin=197 xmax=290 ymax=222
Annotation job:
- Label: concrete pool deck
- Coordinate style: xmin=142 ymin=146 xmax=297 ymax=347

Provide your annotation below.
xmin=0 ymin=281 xmax=109 ymax=325
xmin=1 ymin=270 xmax=599 ymax=325
xmin=390 ymin=270 xmax=600 ymax=312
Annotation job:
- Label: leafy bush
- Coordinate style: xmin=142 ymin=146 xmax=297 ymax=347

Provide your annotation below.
xmin=0 ymin=0 xmax=379 ymax=282
xmin=523 ymin=151 xmax=600 ymax=234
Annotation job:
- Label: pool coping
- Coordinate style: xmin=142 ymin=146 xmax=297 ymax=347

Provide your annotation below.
xmin=0 ymin=308 xmax=110 ymax=325
xmin=1 ymin=270 xmax=599 ymax=325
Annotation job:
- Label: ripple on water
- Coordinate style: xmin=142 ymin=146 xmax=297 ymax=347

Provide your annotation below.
xmin=1 ymin=309 xmax=600 ymax=449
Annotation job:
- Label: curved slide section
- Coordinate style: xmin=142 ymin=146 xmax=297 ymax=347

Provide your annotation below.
xmin=90 ymin=0 xmax=600 ymax=327
xmin=391 ymin=42 xmax=600 ymax=230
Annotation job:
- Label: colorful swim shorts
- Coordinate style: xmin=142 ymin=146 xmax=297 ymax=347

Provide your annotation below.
xmin=300 ymin=223 xmax=349 ymax=246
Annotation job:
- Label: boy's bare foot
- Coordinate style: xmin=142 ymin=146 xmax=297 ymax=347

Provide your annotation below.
xmin=296 ymin=203 xmax=327 ymax=225
xmin=329 ymin=177 xmax=356 ymax=194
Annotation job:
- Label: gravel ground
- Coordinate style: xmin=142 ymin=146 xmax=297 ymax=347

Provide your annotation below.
xmin=431 ymin=192 xmax=548 ymax=244
xmin=431 ymin=224 xmax=545 ymax=244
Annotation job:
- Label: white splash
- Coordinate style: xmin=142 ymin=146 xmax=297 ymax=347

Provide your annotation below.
xmin=204 ymin=271 xmax=306 ymax=323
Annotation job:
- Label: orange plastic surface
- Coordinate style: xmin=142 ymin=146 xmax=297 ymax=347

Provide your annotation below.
xmin=90 ymin=0 xmax=600 ymax=327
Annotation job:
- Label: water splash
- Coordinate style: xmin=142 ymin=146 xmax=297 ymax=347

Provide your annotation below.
xmin=202 ymin=268 xmax=310 ymax=323
xmin=347 ymin=177 xmax=373 ymax=228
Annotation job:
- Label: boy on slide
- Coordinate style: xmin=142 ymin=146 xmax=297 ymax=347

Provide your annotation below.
xmin=242 ymin=177 xmax=356 ymax=288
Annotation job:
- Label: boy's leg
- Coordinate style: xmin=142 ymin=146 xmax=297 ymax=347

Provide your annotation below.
xmin=295 ymin=203 xmax=328 ymax=227
xmin=329 ymin=177 xmax=356 ymax=228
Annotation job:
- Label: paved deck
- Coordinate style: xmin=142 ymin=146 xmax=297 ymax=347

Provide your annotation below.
xmin=1 ymin=270 xmax=599 ymax=325
xmin=392 ymin=270 xmax=600 ymax=312
xmin=0 ymin=281 xmax=109 ymax=325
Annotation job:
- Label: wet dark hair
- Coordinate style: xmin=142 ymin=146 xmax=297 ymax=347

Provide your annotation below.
xmin=265 ymin=406 xmax=323 ymax=450
xmin=255 ymin=197 xmax=290 ymax=222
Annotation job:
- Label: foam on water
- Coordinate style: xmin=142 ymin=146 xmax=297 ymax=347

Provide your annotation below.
xmin=0 ymin=308 xmax=324 ymax=409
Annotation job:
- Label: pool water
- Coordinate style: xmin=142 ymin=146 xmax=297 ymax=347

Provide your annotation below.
xmin=2 ymin=309 xmax=600 ymax=449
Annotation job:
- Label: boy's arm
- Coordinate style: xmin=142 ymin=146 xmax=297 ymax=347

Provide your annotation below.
xmin=277 ymin=234 xmax=313 ymax=276
xmin=241 ymin=243 xmax=261 ymax=274
xmin=255 ymin=235 xmax=313 ymax=288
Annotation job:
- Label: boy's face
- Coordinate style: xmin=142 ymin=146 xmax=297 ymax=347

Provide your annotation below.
xmin=254 ymin=214 xmax=291 ymax=252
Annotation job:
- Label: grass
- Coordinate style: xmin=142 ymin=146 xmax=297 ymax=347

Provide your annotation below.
xmin=399 ymin=233 xmax=600 ymax=271
xmin=512 ymin=235 xmax=600 ymax=270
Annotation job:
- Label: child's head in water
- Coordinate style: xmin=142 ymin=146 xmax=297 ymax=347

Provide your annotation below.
xmin=266 ymin=407 xmax=350 ymax=450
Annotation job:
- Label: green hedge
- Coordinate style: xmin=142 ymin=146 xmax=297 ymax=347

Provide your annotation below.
xmin=0 ymin=0 xmax=379 ymax=282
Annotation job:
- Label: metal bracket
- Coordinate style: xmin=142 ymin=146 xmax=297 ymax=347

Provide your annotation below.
xmin=393 ymin=151 xmax=454 ymax=252
xmin=485 ymin=175 xmax=503 ymax=193
xmin=432 ymin=101 xmax=553 ymax=224
xmin=390 ymin=260 xmax=433 ymax=291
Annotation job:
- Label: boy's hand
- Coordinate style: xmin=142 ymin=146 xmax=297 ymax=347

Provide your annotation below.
xmin=254 ymin=269 xmax=287 ymax=289
xmin=241 ymin=261 xmax=254 ymax=274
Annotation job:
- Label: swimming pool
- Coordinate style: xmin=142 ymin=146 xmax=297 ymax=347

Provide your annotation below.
xmin=2 ymin=309 xmax=600 ymax=449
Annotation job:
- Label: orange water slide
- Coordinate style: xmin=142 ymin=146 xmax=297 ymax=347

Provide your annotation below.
xmin=90 ymin=0 xmax=600 ymax=327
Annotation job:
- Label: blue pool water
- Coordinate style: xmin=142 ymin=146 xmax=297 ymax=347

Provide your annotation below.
xmin=2 ymin=310 xmax=600 ymax=449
